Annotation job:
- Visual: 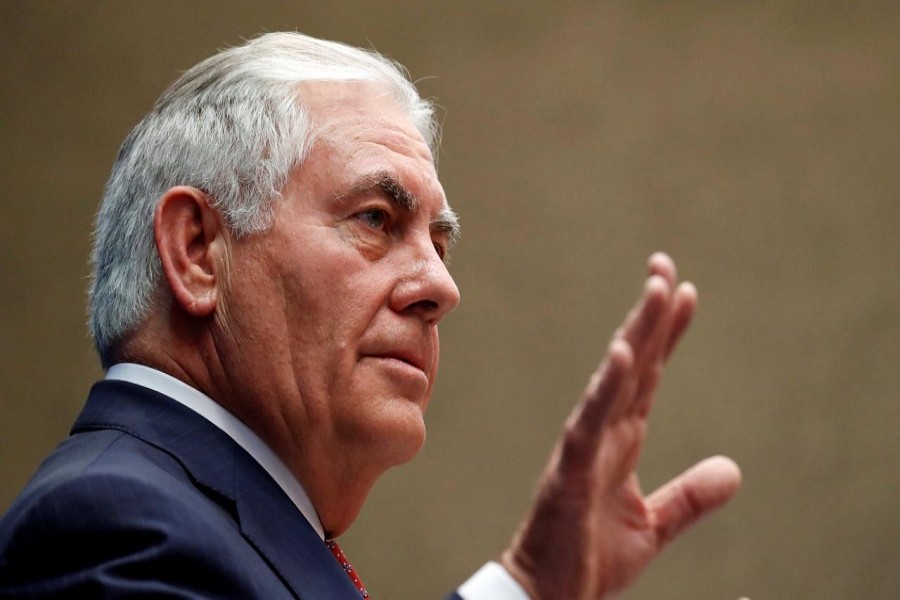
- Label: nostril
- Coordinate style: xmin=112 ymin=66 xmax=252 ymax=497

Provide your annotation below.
xmin=410 ymin=299 xmax=439 ymax=314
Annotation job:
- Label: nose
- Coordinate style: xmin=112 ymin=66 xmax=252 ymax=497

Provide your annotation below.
xmin=390 ymin=247 xmax=461 ymax=323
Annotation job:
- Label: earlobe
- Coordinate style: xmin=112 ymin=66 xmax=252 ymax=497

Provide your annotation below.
xmin=154 ymin=187 xmax=228 ymax=318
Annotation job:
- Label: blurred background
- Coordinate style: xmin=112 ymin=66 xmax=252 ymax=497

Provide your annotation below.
xmin=2 ymin=2 xmax=898 ymax=598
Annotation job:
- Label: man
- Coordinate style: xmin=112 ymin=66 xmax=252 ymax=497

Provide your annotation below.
xmin=0 ymin=32 xmax=741 ymax=598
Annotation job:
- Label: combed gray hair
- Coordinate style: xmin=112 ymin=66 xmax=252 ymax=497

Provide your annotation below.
xmin=89 ymin=32 xmax=439 ymax=367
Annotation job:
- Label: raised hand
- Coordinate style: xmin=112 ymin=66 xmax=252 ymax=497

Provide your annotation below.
xmin=500 ymin=253 xmax=741 ymax=600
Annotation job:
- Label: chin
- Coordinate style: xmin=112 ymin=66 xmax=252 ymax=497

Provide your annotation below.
xmin=379 ymin=402 xmax=428 ymax=466
xmin=391 ymin=417 xmax=427 ymax=465
xmin=348 ymin=397 xmax=428 ymax=468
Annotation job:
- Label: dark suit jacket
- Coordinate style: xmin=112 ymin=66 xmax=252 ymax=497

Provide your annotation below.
xmin=0 ymin=379 xmax=367 ymax=599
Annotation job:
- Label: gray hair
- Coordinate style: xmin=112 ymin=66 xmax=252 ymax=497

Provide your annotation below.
xmin=89 ymin=32 xmax=439 ymax=367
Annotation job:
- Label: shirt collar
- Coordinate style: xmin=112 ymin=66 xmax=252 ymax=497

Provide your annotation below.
xmin=104 ymin=362 xmax=325 ymax=540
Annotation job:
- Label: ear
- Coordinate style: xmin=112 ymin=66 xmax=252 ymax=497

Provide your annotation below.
xmin=154 ymin=186 xmax=229 ymax=317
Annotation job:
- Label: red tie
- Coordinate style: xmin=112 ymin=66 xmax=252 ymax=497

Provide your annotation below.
xmin=326 ymin=539 xmax=370 ymax=599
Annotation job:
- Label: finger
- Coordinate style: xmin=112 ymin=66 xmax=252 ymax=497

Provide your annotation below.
xmin=646 ymin=455 xmax=742 ymax=548
xmin=664 ymin=281 xmax=698 ymax=361
xmin=613 ymin=266 xmax=673 ymax=341
xmin=627 ymin=277 xmax=685 ymax=416
xmin=647 ymin=251 xmax=677 ymax=289
xmin=602 ymin=275 xmax=672 ymax=422
xmin=632 ymin=361 xmax=663 ymax=418
xmin=631 ymin=281 xmax=697 ymax=416
xmin=620 ymin=275 xmax=672 ymax=363
xmin=558 ymin=339 xmax=633 ymax=473
xmin=557 ymin=263 xmax=673 ymax=474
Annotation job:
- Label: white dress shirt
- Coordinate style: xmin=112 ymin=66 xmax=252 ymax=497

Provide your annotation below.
xmin=104 ymin=363 xmax=528 ymax=600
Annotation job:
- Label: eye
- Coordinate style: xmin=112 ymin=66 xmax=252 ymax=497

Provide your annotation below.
xmin=357 ymin=208 xmax=388 ymax=230
xmin=433 ymin=241 xmax=446 ymax=261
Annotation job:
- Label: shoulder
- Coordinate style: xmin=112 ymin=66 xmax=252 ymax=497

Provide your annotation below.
xmin=4 ymin=427 xmax=219 ymax=527
xmin=0 ymin=429 xmax=286 ymax=598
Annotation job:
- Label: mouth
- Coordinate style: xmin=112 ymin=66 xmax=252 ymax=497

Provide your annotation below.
xmin=359 ymin=333 xmax=435 ymax=387
xmin=357 ymin=345 xmax=434 ymax=400
xmin=367 ymin=351 xmax=427 ymax=375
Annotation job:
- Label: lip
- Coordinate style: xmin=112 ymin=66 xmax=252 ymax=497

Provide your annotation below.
xmin=366 ymin=351 xmax=427 ymax=375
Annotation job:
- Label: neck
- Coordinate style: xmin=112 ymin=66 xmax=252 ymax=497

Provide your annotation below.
xmin=117 ymin=317 xmax=384 ymax=539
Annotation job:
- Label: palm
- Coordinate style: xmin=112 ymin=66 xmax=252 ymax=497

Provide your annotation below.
xmin=592 ymin=420 xmax=659 ymax=592
xmin=502 ymin=254 xmax=741 ymax=600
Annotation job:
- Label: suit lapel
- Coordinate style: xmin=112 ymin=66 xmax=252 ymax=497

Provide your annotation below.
xmin=234 ymin=448 xmax=361 ymax=599
xmin=74 ymin=380 xmax=361 ymax=600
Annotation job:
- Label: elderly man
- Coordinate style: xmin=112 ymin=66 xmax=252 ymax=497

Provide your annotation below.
xmin=0 ymin=32 xmax=741 ymax=598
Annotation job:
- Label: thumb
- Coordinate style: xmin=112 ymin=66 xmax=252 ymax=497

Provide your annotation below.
xmin=646 ymin=455 xmax=742 ymax=546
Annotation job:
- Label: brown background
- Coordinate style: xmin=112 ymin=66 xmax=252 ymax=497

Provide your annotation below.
xmin=2 ymin=2 xmax=898 ymax=599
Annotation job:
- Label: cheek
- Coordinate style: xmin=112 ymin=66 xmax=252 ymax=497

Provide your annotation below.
xmin=278 ymin=267 xmax=392 ymax=409
xmin=220 ymin=257 xmax=288 ymax=355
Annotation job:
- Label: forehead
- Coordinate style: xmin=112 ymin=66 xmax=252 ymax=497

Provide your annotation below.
xmin=297 ymin=82 xmax=445 ymax=204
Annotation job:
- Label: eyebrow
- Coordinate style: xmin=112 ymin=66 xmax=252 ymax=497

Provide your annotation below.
xmin=338 ymin=171 xmax=461 ymax=248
